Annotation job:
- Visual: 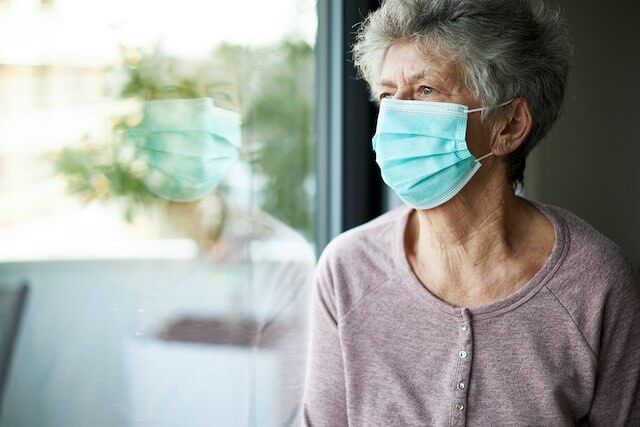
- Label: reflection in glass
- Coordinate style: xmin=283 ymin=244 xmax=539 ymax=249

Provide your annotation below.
xmin=0 ymin=0 xmax=316 ymax=425
xmin=128 ymin=98 xmax=242 ymax=203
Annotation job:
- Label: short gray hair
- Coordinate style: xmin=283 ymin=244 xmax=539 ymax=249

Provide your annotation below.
xmin=353 ymin=0 xmax=574 ymax=184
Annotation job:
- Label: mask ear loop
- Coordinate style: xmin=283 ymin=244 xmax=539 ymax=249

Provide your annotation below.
xmin=476 ymin=152 xmax=494 ymax=162
xmin=466 ymin=99 xmax=514 ymax=114
xmin=469 ymin=99 xmax=515 ymax=161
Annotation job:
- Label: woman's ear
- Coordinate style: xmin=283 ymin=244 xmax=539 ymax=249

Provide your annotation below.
xmin=491 ymin=97 xmax=532 ymax=156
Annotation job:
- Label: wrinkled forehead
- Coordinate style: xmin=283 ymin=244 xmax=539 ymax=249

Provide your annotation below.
xmin=375 ymin=39 xmax=466 ymax=90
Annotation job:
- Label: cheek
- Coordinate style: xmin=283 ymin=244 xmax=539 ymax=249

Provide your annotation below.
xmin=464 ymin=116 xmax=494 ymax=157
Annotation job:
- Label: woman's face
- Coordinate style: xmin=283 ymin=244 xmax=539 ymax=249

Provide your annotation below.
xmin=376 ymin=40 xmax=497 ymax=158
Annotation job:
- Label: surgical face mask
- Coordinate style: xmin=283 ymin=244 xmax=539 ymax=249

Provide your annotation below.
xmin=128 ymin=98 xmax=241 ymax=203
xmin=372 ymin=98 xmax=512 ymax=210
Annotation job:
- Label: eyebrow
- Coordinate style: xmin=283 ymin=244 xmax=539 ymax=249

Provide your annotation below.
xmin=377 ymin=70 xmax=434 ymax=88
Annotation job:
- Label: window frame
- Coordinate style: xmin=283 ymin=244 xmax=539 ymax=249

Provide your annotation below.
xmin=315 ymin=0 xmax=383 ymax=255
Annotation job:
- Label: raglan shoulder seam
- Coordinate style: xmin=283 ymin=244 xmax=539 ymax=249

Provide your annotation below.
xmin=544 ymin=283 xmax=598 ymax=362
xmin=321 ymin=206 xmax=408 ymax=325
xmin=544 ymin=201 xmax=597 ymax=361
xmin=338 ymin=276 xmax=394 ymax=325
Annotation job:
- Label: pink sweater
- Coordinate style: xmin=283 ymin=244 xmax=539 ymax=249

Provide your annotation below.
xmin=302 ymin=201 xmax=640 ymax=426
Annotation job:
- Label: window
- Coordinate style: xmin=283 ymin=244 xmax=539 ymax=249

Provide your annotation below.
xmin=0 ymin=1 xmax=317 ymax=426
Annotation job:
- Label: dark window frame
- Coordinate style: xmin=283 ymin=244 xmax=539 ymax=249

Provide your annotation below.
xmin=315 ymin=0 xmax=383 ymax=255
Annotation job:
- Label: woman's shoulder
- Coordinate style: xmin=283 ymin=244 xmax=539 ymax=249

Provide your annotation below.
xmin=314 ymin=206 xmax=410 ymax=313
xmin=319 ymin=205 xmax=409 ymax=267
xmin=538 ymin=201 xmax=640 ymax=362
xmin=541 ymin=202 xmax=636 ymax=271
xmin=536 ymin=201 xmax=640 ymax=304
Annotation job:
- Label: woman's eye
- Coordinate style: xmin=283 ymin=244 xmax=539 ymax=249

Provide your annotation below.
xmin=379 ymin=93 xmax=393 ymax=100
xmin=419 ymin=86 xmax=435 ymax=96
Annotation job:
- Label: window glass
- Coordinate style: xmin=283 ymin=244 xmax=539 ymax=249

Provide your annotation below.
xmin=0 ymin=1 xmax=317 ymax=426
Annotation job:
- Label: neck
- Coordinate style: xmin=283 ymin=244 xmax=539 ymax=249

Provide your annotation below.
xmin=407 ymin=170 xmax=537 ymax=277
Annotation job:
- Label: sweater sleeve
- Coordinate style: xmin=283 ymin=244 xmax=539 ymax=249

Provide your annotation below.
xmin=588 ymin=261 xmax=640 ymax=426
xmin=301 ymin=251 xmax=349 ymax=427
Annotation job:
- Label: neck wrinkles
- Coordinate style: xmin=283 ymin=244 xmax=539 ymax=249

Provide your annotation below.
xmin=408 ymin=176 xmax=527 ymax=268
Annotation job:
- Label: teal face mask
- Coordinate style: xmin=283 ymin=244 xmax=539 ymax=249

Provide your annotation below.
xmin=128 ymin=98 xmax=241 ymax=203
xmin=372 ymin=98 xmax=512 ymax=210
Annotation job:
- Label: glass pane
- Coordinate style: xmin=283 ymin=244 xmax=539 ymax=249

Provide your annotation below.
xmin=0 ymin=1 xmax=317 ymax=426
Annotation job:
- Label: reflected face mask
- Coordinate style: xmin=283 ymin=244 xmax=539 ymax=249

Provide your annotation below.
xmin=128 ymin=98 xmax=241 ymax=202
xmin=372 ymin=98 xmax=511 ymax=210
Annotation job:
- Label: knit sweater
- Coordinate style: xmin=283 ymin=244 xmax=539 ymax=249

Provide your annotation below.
xmin=302 ymin=200 xmax=640 ymax=426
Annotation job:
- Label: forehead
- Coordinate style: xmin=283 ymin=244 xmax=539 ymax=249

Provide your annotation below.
xmin=378 ymin=40 xmax=461 ymax=88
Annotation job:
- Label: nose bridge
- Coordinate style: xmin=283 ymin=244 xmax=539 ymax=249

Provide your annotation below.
xmin=394 ymin=84 xmax=414 ymax=100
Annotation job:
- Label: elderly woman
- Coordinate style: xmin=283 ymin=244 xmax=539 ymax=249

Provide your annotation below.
xmin=301 ymin=0 xmax=640 ymax=425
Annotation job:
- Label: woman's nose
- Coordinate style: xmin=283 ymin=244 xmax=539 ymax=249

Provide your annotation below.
xmin=393 ymin=86 xmax=414 ymax=100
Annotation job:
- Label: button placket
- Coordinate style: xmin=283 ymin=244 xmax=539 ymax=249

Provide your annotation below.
xmin=452 ymin=308 xmax=473 ymax=424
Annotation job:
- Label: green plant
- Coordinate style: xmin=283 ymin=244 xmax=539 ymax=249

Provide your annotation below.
xmin=52 ymin=40 xmax=315 ymax=241
xmin=215 ymin=41 xmax=315 ymax=239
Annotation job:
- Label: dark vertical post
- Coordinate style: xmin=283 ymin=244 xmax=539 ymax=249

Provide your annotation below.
xmin=315 ymin=0 xmax=383 ymax=254
xmin=341 ymin=0 xmax=384 ymax=232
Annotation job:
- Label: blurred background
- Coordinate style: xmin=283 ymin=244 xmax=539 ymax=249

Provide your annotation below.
xmin=0 ymin=0 xmax=639 ymax=426
xmin=0 ymin=0 xmax=316 ymax=426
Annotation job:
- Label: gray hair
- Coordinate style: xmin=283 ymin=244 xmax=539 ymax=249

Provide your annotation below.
xmin=352 ymin=0 xmax=574 ymax=184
